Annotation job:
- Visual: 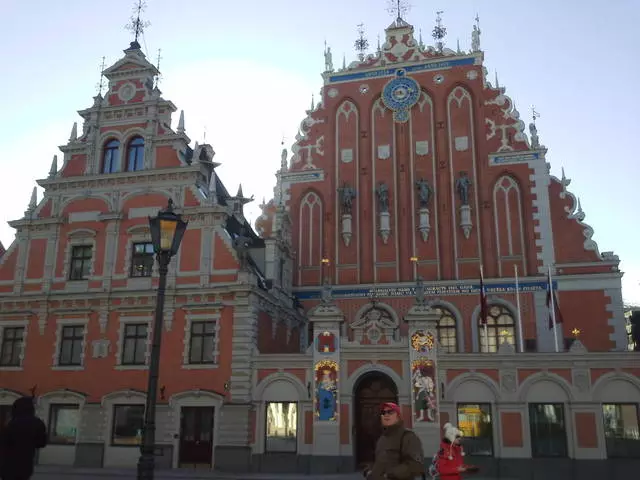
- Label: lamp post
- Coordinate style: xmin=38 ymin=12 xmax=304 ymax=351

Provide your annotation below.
xmin=137 ymin=199 xmax=188 ymax=480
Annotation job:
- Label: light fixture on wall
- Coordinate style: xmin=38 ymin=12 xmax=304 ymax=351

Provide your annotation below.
xmin=224 ymin=381 xmax=231 ymax=392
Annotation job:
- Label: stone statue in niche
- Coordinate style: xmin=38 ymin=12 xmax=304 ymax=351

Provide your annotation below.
xmin=455 ymin=172 xmax=472 ymax=206
xmin=376 ymin=182 xmax=390 ymax=212
xmin=320 ymin=278 xmax=333 ymax=305
xmin=338 ymin=183 xmax=357 ymax=215
xmin=415 ymin=276 xmax=427 ymax=306
xmin=280 ymin=148 xmax=288 ymax=169
xmin=471 ymin=24 xmax=481 ymax=52
xmin=233 ymin=227 xmax=253 ymax=268
xmin=415 ymin=178 xmax=432 ymax=208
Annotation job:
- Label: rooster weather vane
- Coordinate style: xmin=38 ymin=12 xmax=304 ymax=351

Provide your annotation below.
xmin=125 ymin=0 xmax=150 ymax=44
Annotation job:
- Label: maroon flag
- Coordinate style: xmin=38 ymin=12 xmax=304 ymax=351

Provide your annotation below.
xmin=546 ymin=269 xmax=564 ymax=329
xmin=479 ymin=267 xmax=489 ymax=325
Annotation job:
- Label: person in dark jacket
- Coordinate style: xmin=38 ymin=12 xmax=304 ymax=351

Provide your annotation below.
xmin=364 ymin=402 xmax=425 ymax=480
xmin=0 ymin=397 xmax=47 ymax=480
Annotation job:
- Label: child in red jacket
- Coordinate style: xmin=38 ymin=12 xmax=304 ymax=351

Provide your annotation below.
xmin=430 ymin=423 xmax=476 ymax=479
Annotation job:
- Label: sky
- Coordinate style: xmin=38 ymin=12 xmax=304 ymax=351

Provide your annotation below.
xmin=0 ymin=0 xmax=639 ymax=304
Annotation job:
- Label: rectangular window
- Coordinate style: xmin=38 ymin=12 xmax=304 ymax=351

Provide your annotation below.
xmin=528 ymin=403 xmax=568 ymax=457
xmin=457 ymin=403 xmax=493 ymax=456
xmin=121 ymin=323 xmax=148 ymax=366
xmin=69 ymin=245 xmax=93 ymax=280
xmin=188 ymin=321 xmax=216 ymax=364
xmin=130 ymin=242 xmax=154 ymax=277
xmin=58 ymin=325 xmax=84 ymax=366
xmin=112 ymin=405 xmax=144 ymax=446
xmin=602 ymin=404 xmax=640 ymax=458
xmin=0 ymin=327 xmax=25 ymax=367
xmin=265 ymin=402 xmax=297 ymax=453
xmin=48 ymin=404 xmax=80 ymax=444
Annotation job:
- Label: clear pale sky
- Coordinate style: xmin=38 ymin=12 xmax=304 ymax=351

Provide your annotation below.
xmin=1 ymin=0 xmax=638 ymax=304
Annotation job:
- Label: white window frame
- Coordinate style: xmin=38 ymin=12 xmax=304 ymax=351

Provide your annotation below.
xmin=115 ymin=316 xmax=152 ymax=370
xmin=52 ymin=319 xmax=89 ymax=371
xmin=62 ymin=229 xmax=97 ymax=284
xmin=182 ymin=313 xmax=220 ymax=370
xmin=0 ymin=320 xmax=29 ymax=371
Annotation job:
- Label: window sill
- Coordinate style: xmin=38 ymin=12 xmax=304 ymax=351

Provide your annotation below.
xmin=115 ymin=365 xmax=148 ymax=371
xmin=181 ymin=363 xmax=219 ymax=370
xmin=52 ymin=366 xmax=84 ymax=371
xmin=0 ymin=366 xmax=23 ymax=371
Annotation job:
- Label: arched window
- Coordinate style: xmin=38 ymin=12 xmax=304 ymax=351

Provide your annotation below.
xmin=126 ymin=136 xmax=145 ymax=171
xmin=435 ymin=306 xmax=457 ymax=353
xmin=479 ymin=304 xmax=516 ymax=353
xmin=102 ymin=139 xmax=121 ymax=173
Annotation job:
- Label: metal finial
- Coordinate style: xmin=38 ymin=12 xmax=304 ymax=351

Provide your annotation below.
xmin=125 ymin=0 xmax=150 ymax=44
xmin=432 ymin=11 xmax=447 ymax=53
xmin=532 ymin=105 xmax=540 ymax=125
xmin=354 ymin=23 xmax=369 ymax=61
xmin=386 ymin=0 xmax=411 ymax=20
xmin=154 ymin=48 xmax=163 ymax=88
xmin=203 ymin=126 xmax=207 ymax=143
xmin=96 ymin=56 xmax=107 ymax=95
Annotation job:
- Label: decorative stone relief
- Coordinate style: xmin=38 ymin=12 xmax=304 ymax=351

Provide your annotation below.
xmin=573 ymin=370 xmax=590 ymax=393
xmin=359 ymin=84 xmax=369 ymax=94
xmin=466 ymin=70 xmax=478 ymax=80
xmin=500 ymin=371 xmax=517 ymax=393
xmin=340 ymin=148 xmax=353 ymax=163
xmin=454 ymin=136 xmax=469 ymax=152
xmin=350 ymin=304 xmax=398 ymax=344
xmin=91 ymin=339 xmax=110 ymax=359
xmin=98 ymin=310 xmax=109 ymax=334
xmin=433 ymin=74 xmax=445 ymax=84
xmin=328 ymin=88 xmax=339 ymax=98
xmin=377 ymin=144 xmax=391 ymax=160
xmin=415 ymin=141 xmax=429 ymax=156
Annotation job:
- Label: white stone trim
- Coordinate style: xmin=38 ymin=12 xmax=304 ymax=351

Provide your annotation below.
xmin=342 ymin=362 xmax=407 ymax=401
xmin=36 ymin=389 xmax=87 ymax=445
xmin=517 ymin=371 xmax=575 ymax=402
xmin=528 ymin=157 xmax=555 ymax=272
xmin=182 ymin=313 xmax=221 ymax=369
xmin=115 ymin=316 xmax=153 ymax=370
xmin=254 ymin=372 xmax=307 ymax=400
xmin=52 ymin=318 xmax=89 ymax=371
xmin=492 ymin=175 xmax=527 ymax=277
xmin=95 ymin=130 xmax=124 ymax=175
xmin=591 ymin=371 xmax=640 ymax=402
xmin=59 ymin=195 xmax=111 ymax=217
xmin=428 ymin=299 xmax=464 ymax=353
xmin=122 ymin=228 xmax=155 ymax=279
xmin=297 ymin=191 xmax=323 ymax=285
xmin=168 ymin=390 xmax=223 ymax=468
xmin=0 ymin=388 xmax=22 ymax=405
xmin=445 ymin=371 xmax=500 ymax=402
xmin=604 ymin=287 xmax=627 ymax=351
xmin=0 ymin=319 xmax=28 ymax=370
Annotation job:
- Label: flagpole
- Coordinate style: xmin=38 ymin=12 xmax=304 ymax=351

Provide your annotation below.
xmin=480 ymin=265 xmax=488 ymax=349
xmin=515 ymin=265 xmax=524 ymax=353
xmin=548 ymin=265 xmax=559 ymax=352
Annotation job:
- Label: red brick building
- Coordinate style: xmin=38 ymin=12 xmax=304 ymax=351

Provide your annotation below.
xmin=0 ymin=13 xmax=638 ymax=480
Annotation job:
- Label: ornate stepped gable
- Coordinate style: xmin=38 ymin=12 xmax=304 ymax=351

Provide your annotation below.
xmin=256 ymin=16 xmax=618 ymax=280
xmin=0 ymin=41 xmax=270 ymax=292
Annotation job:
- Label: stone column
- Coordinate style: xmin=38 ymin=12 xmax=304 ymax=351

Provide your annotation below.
xmin=404 ymin=304 xmax=441 ymax=456
xmin=308 ymin=300 xmax=344 ymax=473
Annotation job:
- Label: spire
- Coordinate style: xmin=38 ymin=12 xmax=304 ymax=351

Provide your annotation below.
xmin=342 ymin=54 xmax=346 ymax=70
xmin=154 ymin=48 xmax=163 ymax=88
xmin=69 ymin=122 xmax=78 ymax=142
xmin=354 ymin=23 xmax=369 ymax=61
xmin=311 ymin=94 xmax=315 ymax=111
xmin=377 ymin=34 xmax=381 ymax=53
xmin=96 ymin=56 xmax=107 ymax=96
xmin=48 ymin=155 xmax=58 ymax=179
xmin=456 ymin=38 xmax=462 ymax=54
xmin=25 ymin=187 xmax=37 ymax=216
xmin=237 ymin=184 xmax=244 ymax=198
xmin=125 ymin=0 xmax=150 ymax=50
xmin=177 ymin=110 xmax=185 ymax=134
xmin=418 ymin=29 xmax=425 ymax=49
xmin=494 ymin=70 xmax=500 ymax=89
xmin=432 ymin=11 xmax=447 ymax=53
xmin=386 ymin=0 xmax=410 ymax=22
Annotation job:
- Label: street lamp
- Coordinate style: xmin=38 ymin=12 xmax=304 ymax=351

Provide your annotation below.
xmin=137 ymin=199 xmax=188 ymax=480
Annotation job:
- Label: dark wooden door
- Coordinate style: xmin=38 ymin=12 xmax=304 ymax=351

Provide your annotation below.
xmin=179 ymin=407 xmax=215 ymax=467
xmin=354 ymin=374 xmax=398 ymax=467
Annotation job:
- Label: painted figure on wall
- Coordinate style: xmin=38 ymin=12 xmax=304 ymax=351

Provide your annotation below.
xmin=316 ymin=331 xmax=336 ymax=353
xmin=411 ymin=330 xmax=435 ymax=354
xmin=412 ymin=360 xmax=437 ymax=422
xmin=315 ymin=360 xmax=339 ymax=421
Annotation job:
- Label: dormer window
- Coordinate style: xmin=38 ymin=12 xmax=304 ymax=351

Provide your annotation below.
xmin=103 ymin=139 xmax=121 ymax=173
xmin=127 ymin=136 xmax=145 ymax=171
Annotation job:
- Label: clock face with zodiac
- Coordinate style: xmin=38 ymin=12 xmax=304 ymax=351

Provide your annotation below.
xmin=382 ymin=69 xmax=420 ymax=123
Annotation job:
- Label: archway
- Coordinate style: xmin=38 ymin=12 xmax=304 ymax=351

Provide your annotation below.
xmin=353 ymin=371 xmax=399 ymax=467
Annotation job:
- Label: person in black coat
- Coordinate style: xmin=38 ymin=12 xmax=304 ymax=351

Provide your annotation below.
xmin=0 ymin=397 xmax=47 ymax=480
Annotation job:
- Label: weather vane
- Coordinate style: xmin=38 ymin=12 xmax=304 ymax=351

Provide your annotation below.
xmin=96 ymin=56 xmax=107 ymax=95
xmin=354 ymin=23 xmax=369 ymax=61
xmin=386 ymin=0 xmax=411 ymax=21
xmin=125 ymin=0 xmax=150 ymax=44
xmin=432 ymin=11 xmax=447 ymax=53
xmin=532 ymin=106 xmax=540 ymax=125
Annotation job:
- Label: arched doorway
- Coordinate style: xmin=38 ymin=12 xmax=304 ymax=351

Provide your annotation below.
xmin=353 ymin=371 xmax=399 ymax=467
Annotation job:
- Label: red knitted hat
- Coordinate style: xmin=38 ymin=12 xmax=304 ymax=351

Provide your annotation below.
xmin=381 ymin=402 xmax=402 ymax=417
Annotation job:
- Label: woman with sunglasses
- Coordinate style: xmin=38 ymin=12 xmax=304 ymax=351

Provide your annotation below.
xmin=363 ymin=402 xmax=426 ymax=480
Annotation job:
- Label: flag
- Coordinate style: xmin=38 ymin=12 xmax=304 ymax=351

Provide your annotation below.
xmin=546 ymin=269 xmax=564 ymax=329
xmin=479 ymin=266 xmax=489 ymax=325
